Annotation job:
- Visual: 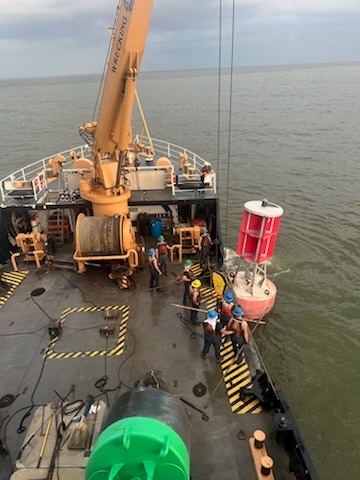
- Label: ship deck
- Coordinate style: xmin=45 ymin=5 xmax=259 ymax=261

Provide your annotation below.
xmin=0 ymin=256 xmax=295 ymax=480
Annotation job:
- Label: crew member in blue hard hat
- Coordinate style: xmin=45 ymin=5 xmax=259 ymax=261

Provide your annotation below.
xmin=156 ymin=235 xmax=170 ymax=276
xmin=201 ymin=309 xmax=233 ymax=363
xmin=198 ymin=227 xmax=212 ymax=269
xmin=182 ymin=259 xmax=194 ymax=305
xmin=148 ymin=247 xmax=162 ymax=289
xmin=227 ymin=305 xmax=249 ymax=364
xmin=217 ymin=291 xmax=235 ymax=325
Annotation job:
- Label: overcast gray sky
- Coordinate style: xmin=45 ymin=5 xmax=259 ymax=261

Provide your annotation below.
xmin=1 ymin=0 xmax=360 ymax=79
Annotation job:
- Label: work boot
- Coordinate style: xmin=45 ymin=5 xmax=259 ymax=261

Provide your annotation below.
xmin=200 ymin=353 xmax=206 ymax=359
xmin=216 ymin=358 xmax=221 ymax=364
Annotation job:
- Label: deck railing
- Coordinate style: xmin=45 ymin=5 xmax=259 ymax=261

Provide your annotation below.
xmin=0 ymin=139 xmax=216 ymax=205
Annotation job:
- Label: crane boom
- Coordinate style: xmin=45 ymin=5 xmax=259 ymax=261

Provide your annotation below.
xmin=94 ymin=0 xmax=153 ymax=157
xmin=79 ymin=0 xmax=153 ymax=197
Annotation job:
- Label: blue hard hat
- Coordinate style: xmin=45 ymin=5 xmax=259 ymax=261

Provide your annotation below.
xmin=149 ymin=248 xmax=156 ymax=256
xmin=233 ymin=306 xmax=244 ymax=317
xmin=207 ymin=310 xmax=218 ymax=320
xmin=224 ymin=291 xmax=234 ymax=302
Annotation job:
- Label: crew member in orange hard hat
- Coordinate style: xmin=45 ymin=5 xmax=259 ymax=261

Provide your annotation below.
xmin=189 ymin=279 xmax=202 ymax=325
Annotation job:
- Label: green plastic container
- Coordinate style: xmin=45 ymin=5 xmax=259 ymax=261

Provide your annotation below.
xmin=86 ymin=416 xmax=190 ymax=480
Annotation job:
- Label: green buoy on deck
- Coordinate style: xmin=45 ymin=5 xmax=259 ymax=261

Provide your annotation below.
xmin=86 ymin=416 xmax=190 ymax=480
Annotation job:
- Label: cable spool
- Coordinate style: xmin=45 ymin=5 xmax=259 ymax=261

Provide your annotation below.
xmin=75 ymin=214 xmax=135 ymax=256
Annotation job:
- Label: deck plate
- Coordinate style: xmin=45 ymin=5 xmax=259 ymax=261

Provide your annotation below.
xmin=45 ymin=305 xmax=129 ymax=359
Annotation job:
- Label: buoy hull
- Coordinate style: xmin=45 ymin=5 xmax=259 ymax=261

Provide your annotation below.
xmin=233 ymin=277 xmax=277 ymax=320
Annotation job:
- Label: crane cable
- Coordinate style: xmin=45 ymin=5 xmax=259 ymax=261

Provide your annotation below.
xmin=224 ymin=0 xmax=236 ymax=248
xmin=215 ymin=0 xmax=223 ymax=182
xmin=215 ymin=0 xmax=236 ymax=250
xmin=214 ymin=0 xmax=223 ymax=267
xmin=92 ymin=2 xmax=120 ymax=121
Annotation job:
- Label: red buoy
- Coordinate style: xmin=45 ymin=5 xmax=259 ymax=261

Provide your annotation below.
xmin=232 ymin=199 xmax=284 ymax=319
xmin=236 ymin=199 xmax=283 ymax=263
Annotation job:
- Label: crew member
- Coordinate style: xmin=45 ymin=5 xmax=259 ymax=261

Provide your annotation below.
xmin=148 ymin=248 xmax=162 ymax=289
xmin=182 ymin=259 xmax=194 ymax=305
xmin=200 ymin=162 xmax=213 ymax=184
xmin=218 ymin=291 xmax=235 ymax=325
xmin=198 ymin=227 xmax=212 ymax=268
xmin=227 ymin=306 xmax=249 ymax=363
xmin=156 ymin=235 xmax=170 ymax=276
xmin=201 ymin=310 xmax=232 ymax=363
xmin=189 ymin=279 xmax=202 ymax=325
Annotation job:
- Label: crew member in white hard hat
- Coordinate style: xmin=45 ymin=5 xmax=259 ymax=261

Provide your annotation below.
xmin=201 ymin=310 xmax=233 ymax=363
xmin=227 ymin=306 xmax=249 ymax=364
xmin=200 ymin=161 xmax=213 ymax=184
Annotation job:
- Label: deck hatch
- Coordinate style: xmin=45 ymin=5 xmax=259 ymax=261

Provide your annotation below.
xmin=44 ymin=305 xmax=129 ymax=359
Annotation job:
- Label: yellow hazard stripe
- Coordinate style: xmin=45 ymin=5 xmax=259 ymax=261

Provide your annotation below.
xmin=191 ymin=263 xmax=202 ymax=277
xmin=219 ymin=339 xmax=262 ymax=414
xmin=0 ymin=271 xmax=29 ymax=308
xmin=45 ymin=304 xmax=129 ymax=359
xmin=193 ymin=281 xmax=263 ymax=415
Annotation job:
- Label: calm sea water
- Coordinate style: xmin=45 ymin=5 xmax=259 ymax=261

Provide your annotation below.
xmin=1 ymin=64 xmax=359 ymax=478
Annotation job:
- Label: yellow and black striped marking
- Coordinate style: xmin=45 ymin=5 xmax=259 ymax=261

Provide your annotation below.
xmin=191 ymin=263 xmax=202 ymax=278
xmin=0 ymin=271 xmax=29 ymax=308
xmin=45 ymin=305 xmax=129 ymax=359
xmin=220 ymin=339 xmax=262 ymax=414
xmin=200 ymin=286 xmax=218 ymax=310
xmin=200 ymin=283 xmax=262 ymax=414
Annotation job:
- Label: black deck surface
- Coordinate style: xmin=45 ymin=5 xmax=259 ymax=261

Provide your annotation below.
xmin=0 ymin=258 xmax=294 ymax=480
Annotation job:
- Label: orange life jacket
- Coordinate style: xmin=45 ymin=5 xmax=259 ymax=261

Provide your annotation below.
xmin=157 ymin=242 xmax=167 ymax=255
xmin=201 ymin=234 xmax=211 ymax=247
xmin=221 ymin=301 xmax=233 ymax=317
xmin=228 ymin=318 xmax=243 ymax=337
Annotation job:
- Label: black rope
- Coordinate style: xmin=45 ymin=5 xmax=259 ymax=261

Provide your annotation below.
xmin=176 ymin=312 xmax=203 ymax=340
xmin=116 ymin=327 xmax=136 ymax=390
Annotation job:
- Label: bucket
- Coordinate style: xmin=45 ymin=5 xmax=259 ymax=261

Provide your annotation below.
xmin=151 ymin=218 xmax=162 ymax=238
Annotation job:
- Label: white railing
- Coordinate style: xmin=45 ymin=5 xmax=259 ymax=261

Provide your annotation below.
xmin=0 ymin=139 xmax=217 ymax=205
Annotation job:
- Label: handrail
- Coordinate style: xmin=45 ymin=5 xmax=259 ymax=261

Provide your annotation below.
xmin=0 ymin=139 xmax=215 ymax=205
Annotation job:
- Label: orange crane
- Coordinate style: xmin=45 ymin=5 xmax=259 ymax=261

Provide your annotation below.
xmin=74 ymin=0 xmax=153 ymax=273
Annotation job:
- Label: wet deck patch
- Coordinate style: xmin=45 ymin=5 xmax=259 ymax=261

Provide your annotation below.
xmin=45 ymin=305 xmax=129 ymax=359
xmin=0 ymin=271 xmax=29 ymax=308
